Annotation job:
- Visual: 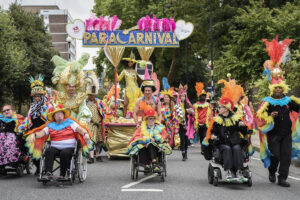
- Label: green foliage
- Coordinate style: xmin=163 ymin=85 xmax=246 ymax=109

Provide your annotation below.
xmin=0 ymin=4 xmax=57 ymax=112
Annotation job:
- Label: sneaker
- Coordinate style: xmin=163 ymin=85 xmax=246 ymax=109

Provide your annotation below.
xmin=42 ymin=172 xmax=53 ymax=180
xmin=152 ymin=163 xmax=160 ymax=172
xmin=96 ymin=156 xmax=103 ymax=162
xmin=226 ymin=170 xmax=232 ymax=179
xmin=87 ymin=158 xmax=94 ymax=164
xmin=236 ymin=170 xmax=244 ymax=179
xmin=144 ymin=164 xmax=151 ymax=172
xmin=56 ymin=176 xmax=67 ymax=182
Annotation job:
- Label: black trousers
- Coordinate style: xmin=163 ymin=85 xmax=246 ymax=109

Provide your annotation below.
xmin=198 ymin=125 xmax=207 ymax=152
xmin=219 ymin=144 xmax=243 ymax=171
xmin=139 ymin=143 xmax=158 ymax=165
xmin=179 ymin=124 xmax=188 ymax=152
xmin=45 ymin=147 xmax=75 ymax=177
xmin=267 ymin=134 xmax=292 ymax=180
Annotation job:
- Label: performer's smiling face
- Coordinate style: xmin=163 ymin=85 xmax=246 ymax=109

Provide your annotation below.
xmin=2 ymin=105 xmax=13 ymax=118
xmin=180 ymin=94 xmax=186 ymax=103
xmin=33 ymin=94 xmax=41 ymax=102
xmin=163 ymin=95 xmax=170 ymax=104
xmin=128 ymin=61 xmax=133 ymax=68
xmin=67 ymin=85 xmax=76 ymax=96
xmin=144 ymin=87 xmax=153 ymax=98
xmin=274 ymin=86 xmax=283 ymax=98
xmin=54 ymin=111 xmax=65 ymax=123
xmin=146 ymin=116 xmax=156 ymax=126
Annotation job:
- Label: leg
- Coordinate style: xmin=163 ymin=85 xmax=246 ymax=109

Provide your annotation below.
xmin=59 ymin=148 xmax=75 ymax=177
xmin=278 ymin=135 xmax=292 ymax=180
xmin=199 ymin=125 xmax=207 ymax=152
xmin=44 ymin=147 xmax=60 ymax=173
xmin=179 ymin=124 xmax=186 ymax=152
xmin=267 ymin=135 xmax=281 ymax=176
xmin=147 ymin=143 xmax=158 ymax=162
xmin=219 ymin=145 xmax=233 ymax=171
xmin=138 ymin=147 xmax=149 ymax=165
xmin=232 ymin=144 xmax=243 ymax=170
xmin=123 ymin=95 xmax=129 ymax=117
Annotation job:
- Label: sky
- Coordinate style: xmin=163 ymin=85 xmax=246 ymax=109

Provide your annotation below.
xmin=1 ymin=0 xmax=99 ymax=70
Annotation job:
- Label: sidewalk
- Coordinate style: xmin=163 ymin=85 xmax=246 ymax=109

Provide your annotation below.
xmin=251 ymin=132 xmax=300 ymax=167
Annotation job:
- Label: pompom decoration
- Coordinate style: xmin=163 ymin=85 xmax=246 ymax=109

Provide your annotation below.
xmin=85 ymin=14 xmax=122 ymax=31
xmin=138 ymin=15 xmax=176 ymax=32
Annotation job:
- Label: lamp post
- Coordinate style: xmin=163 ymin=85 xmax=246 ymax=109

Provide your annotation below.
xmin=209 ymin=0 xmax=214 ymax=99
xmin=66 ymin=36 xmax=72 ymax=61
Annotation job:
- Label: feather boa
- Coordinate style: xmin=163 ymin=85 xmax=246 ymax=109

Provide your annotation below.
xmin=24 ymin=117 xmax=94 ymax=160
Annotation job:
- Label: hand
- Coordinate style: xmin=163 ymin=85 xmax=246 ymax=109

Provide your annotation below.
xmin=211 ymin=135 xmax=216 ymax=140
xmin=271 ymin=111 xmax=278 ymax=117
xmin=239 ymin=121 xmax=246 ymax=127
xmin=136 ymin=123 xmax=140 ymax=128
xmin=151 ymin=138 xmax=155 ymax=142
xmin=29 ymin=134 xmax=36 ymax=143
xmin=83 ymin=133 xmax=90 ymax=140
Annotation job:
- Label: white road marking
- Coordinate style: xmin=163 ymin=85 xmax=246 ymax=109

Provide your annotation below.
xmin=122 ymin=174 xmax=158 ymax=189
xmin=121 ymin=189 xmax=163 ymax=192
xmin=251 ymin=156 xmax=300 ymax=181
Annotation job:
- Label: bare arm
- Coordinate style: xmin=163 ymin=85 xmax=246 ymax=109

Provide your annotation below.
xmin=157 ymin=101 xmax=162 ymax=122
xmin=28 ymin=129 xmax=46 ymax=143
xmin=133 ymin=99 xmax=141 ymax=126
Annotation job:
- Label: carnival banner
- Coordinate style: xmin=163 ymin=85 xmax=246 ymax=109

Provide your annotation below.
xmin=82 ymin=30 xmax=180 ymax=47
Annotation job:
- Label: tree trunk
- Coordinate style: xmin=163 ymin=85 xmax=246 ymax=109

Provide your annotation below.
xmin=167 ymin=48 xmax=179 ymax=84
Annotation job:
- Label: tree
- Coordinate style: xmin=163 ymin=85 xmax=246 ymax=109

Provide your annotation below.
xmin=7 ymin=4 xmax=57 ymax=112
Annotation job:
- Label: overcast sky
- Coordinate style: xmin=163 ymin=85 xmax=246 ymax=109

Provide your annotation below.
xmin=1 ymin=0 xmax=99 ymax=70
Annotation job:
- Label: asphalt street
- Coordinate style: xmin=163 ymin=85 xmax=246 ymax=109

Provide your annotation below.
xmin=1 ymin=144 xmax=300 ymax=200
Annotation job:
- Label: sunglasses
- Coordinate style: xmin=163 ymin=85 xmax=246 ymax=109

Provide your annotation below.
xmin=147 ymin=117 xmax=156 ymax=121
xmin=2 ymin=109 xmax=11 ymax=113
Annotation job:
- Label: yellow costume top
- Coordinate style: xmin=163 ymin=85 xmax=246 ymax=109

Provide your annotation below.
xmin=118 ymin=69 xmax=142 ymax=112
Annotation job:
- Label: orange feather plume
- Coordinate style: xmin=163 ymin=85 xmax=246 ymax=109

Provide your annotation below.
xmin=195 ymin=82 xmax=204 ymax=97
xmin=218 ymin=79 xmax=244 ymax=105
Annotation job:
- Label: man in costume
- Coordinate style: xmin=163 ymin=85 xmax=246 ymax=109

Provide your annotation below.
xmin=26 ymin=104 xmax=93 ymax=181
xmin=86 ymin=85 xmax=112 ymax=163
xmin=127 ymin=105 xmax=171 ymax=172
xmin=133 ymin=67 xmax=161 ymax=127
xmin=255 ymin=37 xmax=300 ymax=187
xmin=51 ymin=53 xmax=92 ymax=125
xmin=193 ymin=82 xmax=213 ymax=153
xmin=118 ymin=52 xmax=143 ymax=118
xmin=202 ymin=97 xmax=249 ymax=179
xmin=18 ymin=74 xmax=50 ymax=175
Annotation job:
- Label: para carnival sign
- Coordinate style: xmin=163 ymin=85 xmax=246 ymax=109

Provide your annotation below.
xmin=82 ymin=31 xmax=179 ymax=47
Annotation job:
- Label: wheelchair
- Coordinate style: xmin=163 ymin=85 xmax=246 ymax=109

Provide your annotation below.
xmin=205 ymin=137 xmax=252 ymax=187
xmin=38 ymin=141 xmax=87 ymax=185
xmin=0 ymin=136 xmax=33 ymax=177
xmin=130 ymin=143 xmax=167 ymax=182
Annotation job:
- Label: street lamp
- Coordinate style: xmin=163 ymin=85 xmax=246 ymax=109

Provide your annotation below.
xmin=66 ymin=36 xmax=72 ymax=60
xmin=209 ymin=0 xmax=214 ymax=99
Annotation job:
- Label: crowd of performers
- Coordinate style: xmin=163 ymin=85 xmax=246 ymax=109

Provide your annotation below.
xmin=0 ymin=37 xmax=300 ymax=188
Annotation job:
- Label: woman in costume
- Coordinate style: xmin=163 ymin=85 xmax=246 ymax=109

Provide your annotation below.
xmin=127 ymin=104 xmax=171 ymax=171
xmin=174 ymin=84 xmax=195 ymax=161
xmin=18 ymin=75 xmax=50 ymax=175
xmin=160 ymin=78 xmax=177 ymax=148
xmin=0 ymin=105 xmax=22 ymax=171
xmin=118 ymin=51 xmax=143 ymax=118
xmin=26 ymin=104 xmax=93 ymax=181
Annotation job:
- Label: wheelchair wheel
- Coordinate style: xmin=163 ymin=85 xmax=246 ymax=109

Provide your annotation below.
xmin=16 ymin=165 xmax=24 ymax=177
xmin=25 ymin=158 xmax=33 ymax=174
xmin=132 ymin=163 xmax=138 ymax=181
xmin=78 ymin=152 xmax=87 ymax=182
xmin=213 ymin=177 xmax=218 ymax=186
xmin=247 ymin=177 xmax=252 ymax=187
xmin=130 ymin=156 xmax=135 ymax=180
xmin=208 ymin=164 xmax=213 ymax=184
xmin=161 ymin=171 xmax=165 ymax=182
